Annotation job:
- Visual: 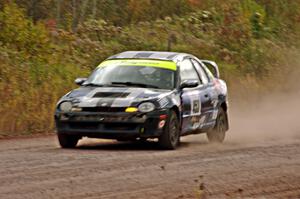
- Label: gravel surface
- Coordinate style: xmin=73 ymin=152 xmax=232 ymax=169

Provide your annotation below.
xmin=0 ymin=134 xmax=299 ymax=199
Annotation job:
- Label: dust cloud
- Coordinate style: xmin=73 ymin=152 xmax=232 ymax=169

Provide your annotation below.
xmin=226 ymin=50 xmax=300 ymax=144
xmin=228 ymin=88 xmax=300 ymax=144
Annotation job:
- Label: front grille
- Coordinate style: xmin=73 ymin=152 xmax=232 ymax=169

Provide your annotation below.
xmin=67 ymin=122 xmax=139 ymax=131
xmin=81 ymin=107 xmax=126 ymax=112
xmin=69 ymin=122 xmax=99 ymax=130
xmin=71 ymin=115 xmax=132 ymax=122
xmin=103 ymin=123 xmax=138 ymax=131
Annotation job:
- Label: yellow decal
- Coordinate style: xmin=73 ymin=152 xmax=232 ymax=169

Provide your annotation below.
xmin=98 ymin=59 xmax=177 ymax=71
xmin=125 ymin=107 xmax=138 ymax=113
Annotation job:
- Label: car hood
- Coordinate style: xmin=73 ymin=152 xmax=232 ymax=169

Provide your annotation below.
xmin=63 ymin=86 xmax=172 ymax=108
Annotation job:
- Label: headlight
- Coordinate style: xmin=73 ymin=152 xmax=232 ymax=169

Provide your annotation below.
xmin=59 ymin=101 xmax=73 ymax=112
xmin=138 ymin=102 xmax=155 ymax=113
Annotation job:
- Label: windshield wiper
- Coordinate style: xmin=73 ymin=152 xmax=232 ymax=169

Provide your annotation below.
xmin=111 ymin=82 xmax=159 ymax=89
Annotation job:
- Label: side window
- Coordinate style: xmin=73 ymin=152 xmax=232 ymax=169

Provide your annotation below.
xmin=180 ymin=59 xmax=200 ymax=84
xmin=202 ymin=62 xmax=215 ymax=81
xmin=191 ymin=59 xmax=209 ymax=84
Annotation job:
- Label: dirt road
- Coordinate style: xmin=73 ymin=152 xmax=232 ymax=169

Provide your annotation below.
xmin=1 ymin=92 xmax=300 ymax=199
xmin=0 ymin=133 xmax=299 ymax=199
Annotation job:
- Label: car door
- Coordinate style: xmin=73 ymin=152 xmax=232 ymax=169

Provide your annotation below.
xmin=180 ymin=58 xmax=209 ymax=134
xmin=192 ymin=59 xmax=219 ymax=128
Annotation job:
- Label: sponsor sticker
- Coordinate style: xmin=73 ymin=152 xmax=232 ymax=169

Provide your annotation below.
xmin=98 ymin=59 xmax=177 ymax=71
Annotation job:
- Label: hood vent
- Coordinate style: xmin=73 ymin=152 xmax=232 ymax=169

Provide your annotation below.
xmin=93 ymin=92 xmax=130 ymax=98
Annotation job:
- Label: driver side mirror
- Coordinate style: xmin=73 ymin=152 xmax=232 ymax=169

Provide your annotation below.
xmin=74 ymin=78 xmax=87 ymax=86
xmin=180 ymin=80 xmax=199 ymax=89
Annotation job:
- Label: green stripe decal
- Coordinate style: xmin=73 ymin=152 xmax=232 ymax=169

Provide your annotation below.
xmin=98 ymin=59 xmax=177 ymax=71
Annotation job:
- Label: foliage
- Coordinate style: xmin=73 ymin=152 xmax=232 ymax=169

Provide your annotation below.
xmin=0 ymin=3 xmax=88 ymax=135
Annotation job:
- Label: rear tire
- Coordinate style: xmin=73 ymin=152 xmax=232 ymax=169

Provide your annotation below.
xmin=158 ymin=110 xmax=180 ymax=150
xmin=57 ymin=133 xmax=80 ymax=148
xmin=207 ymin=108 xmax=227 ymax=143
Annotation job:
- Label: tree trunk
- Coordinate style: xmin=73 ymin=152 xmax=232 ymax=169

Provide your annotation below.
xmin=71 ymin=0 xmax=78 ymax=32
xmin=92 ymin=0 xmax=97 ymax=20
xmin=56 ymin=0 xmax=62 ymax=27
xmin=28 ymin=0 xmax=37 ymax=22
xmin=79 ymin=0 xmax=89 ymax=24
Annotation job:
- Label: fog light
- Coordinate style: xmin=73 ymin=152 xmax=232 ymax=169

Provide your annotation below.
xmin=158 ymin=120 xmax=166 ymax=129
xmin=125 ymin=107 xmax=138 ymax=113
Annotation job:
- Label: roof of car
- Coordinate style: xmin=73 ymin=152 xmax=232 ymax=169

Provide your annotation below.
xmin=107 ymin=51 xmax=184 ymax=61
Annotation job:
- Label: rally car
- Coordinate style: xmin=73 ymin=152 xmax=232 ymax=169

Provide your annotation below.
xmin=55 ymin=51 xmax=229 ymax=149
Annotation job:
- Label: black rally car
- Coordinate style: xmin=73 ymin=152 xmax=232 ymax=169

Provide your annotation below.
xmin=55 ymin=51 xmax=229 ymax=149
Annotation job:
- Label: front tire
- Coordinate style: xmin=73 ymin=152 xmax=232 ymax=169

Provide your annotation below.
xmin=207 ymin=108 xmax=227 ymax=143
xmin=57 ymin=133 xmax=80 ymax=148
xmin=158 ymin=110 xmax=180 ymax=150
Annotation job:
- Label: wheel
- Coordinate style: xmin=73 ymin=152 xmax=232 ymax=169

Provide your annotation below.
xmin=207 ymin=108 xmax=227 ymax=143
xmin=57 ymin=133 xmax=80 ymax=148
xmin=158 ymin=110 xmax=180 ymax=150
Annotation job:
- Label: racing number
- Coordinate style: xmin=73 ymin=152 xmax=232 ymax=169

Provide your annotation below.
xmin=192 ymin=99 xmax=200 ymax=114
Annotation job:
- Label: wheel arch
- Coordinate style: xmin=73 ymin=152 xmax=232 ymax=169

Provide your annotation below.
xmin=221 ymin=101 xmax=228 ymax=112
xmin=170 ymin=106 xmax=180 ymax=123
xmin=219 ymin=101 xmax=229 ymax=131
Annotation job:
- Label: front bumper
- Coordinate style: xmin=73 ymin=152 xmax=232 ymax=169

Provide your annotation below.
xmin=55 ymin=109 xmax=168 ymax=139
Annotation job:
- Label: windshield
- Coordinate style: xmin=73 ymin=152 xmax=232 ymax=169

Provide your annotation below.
xmin=84 ymin=64 xmax=176 ymax=90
